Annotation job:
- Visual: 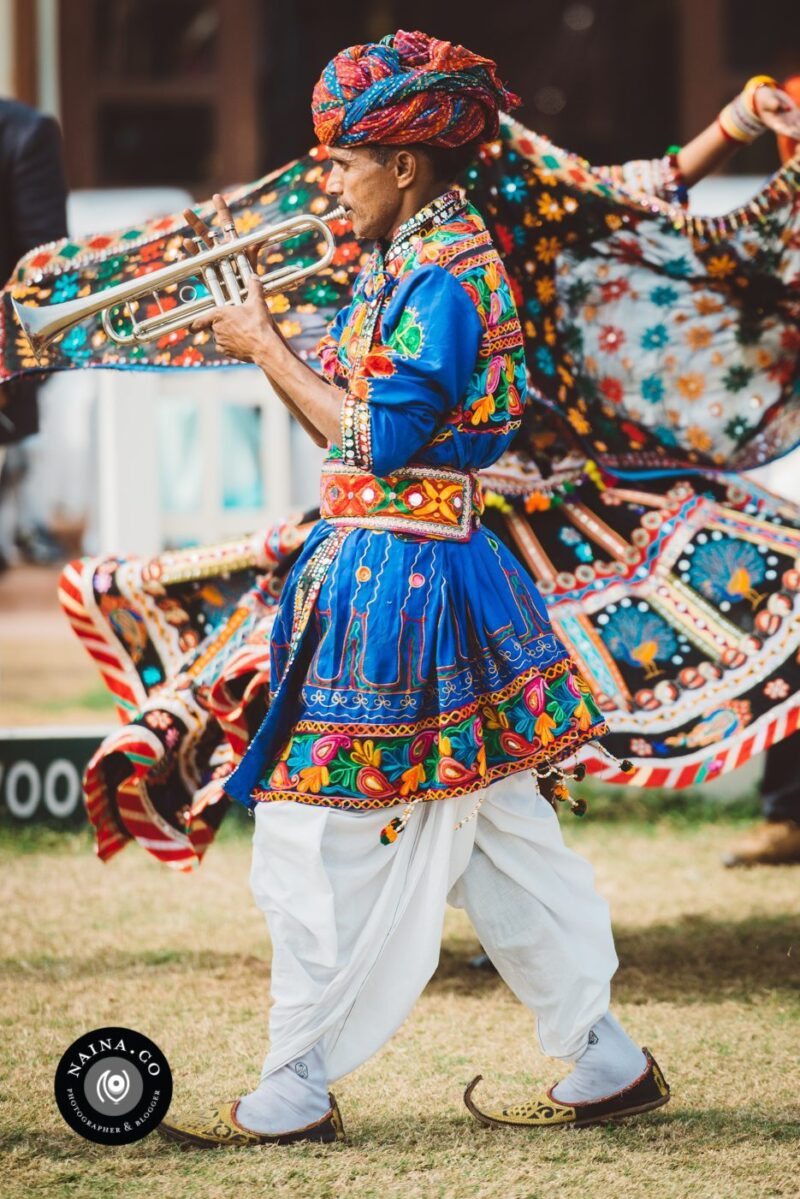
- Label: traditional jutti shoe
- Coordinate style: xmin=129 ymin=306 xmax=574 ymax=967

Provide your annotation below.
xmin=157 ymin=1094 xmax=344 ymax=1148
xmin=464 ymin=1048 xmax=670 ymax=1129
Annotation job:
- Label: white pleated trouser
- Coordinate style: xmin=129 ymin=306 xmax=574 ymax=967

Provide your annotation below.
xmin=249 ymin=768 xmax=618 ymax=1086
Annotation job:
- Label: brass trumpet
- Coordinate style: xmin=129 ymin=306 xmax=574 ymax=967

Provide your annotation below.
xmin=12 ymin=205 xmax=346 ymax=361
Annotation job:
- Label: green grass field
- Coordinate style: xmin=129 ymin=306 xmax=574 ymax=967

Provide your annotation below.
xmin=1 ymin=811 xmax=798 ymax=1199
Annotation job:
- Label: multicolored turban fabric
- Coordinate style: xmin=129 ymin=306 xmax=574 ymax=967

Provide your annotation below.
xmin=311 ymin=29 xmax=520 ymax=148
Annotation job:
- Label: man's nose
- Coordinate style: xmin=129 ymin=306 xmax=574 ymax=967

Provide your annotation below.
xmin=325 ymin=168 xmax=342 ymax=196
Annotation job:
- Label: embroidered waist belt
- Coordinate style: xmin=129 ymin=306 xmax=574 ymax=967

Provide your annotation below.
xmin=319 ymin=462 xmax=484 ymax=542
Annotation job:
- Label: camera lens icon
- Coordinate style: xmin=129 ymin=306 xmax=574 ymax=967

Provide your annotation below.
xmin=97 ymin=1067 xmax=131 ymax=1104
xmin=83 ymin=1055 xmax=143 ymax=1116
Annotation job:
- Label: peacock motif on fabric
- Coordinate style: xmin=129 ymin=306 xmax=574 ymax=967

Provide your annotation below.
xmin=686 ymin=536 xmax=767 ymax=608
xmin=597 ymin=605 xmax=679 ymax=680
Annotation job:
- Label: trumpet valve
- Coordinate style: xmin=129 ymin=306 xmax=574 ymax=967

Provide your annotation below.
xmin=235 ymin=253 xmax=254 ymax=284
xmin=219 ymin=256 xmax=245 ymax=304
xmin=202 ymin=265 xmax=226 ymax=307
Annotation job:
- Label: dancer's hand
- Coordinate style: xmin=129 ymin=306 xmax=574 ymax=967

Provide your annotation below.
xmin=754 ymin=85 xmax=800 ymax=140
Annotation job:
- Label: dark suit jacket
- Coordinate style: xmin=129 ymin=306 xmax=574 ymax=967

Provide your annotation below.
xmin=0 ymin=98 xmax=68 ymax=443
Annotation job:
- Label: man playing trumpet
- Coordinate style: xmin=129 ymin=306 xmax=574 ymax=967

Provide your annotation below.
xmin=158 ymin=29 xmax=669 ymax=1149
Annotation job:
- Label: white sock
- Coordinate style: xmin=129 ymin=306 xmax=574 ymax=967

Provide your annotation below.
xmin=550 ymin=1012 xmax=647 ymax=1104
xmin=235 ymin=1043 xmax=330 ymax=1134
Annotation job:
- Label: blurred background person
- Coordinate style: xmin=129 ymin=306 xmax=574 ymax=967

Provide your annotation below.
xmin=721 ymin=732 xmax=800 ymax=866
xmin=0 ymin=94 xmax=68 ymax=570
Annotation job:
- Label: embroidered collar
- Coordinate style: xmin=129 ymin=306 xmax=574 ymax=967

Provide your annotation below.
xmin=360 ymin=188 xmax=467 ymax=306
xmin=383 ymin=188 xmax=467 ymax=267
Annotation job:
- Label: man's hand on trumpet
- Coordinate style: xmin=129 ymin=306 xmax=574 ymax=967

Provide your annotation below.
xmin=181 ymin=192 xmax=281 ymax=365
xmin=192 ymin=272 xmax=278 ymax=365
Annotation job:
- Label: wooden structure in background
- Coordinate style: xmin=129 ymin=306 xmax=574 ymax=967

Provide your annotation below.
xmin=12 ymin=0 xmax=38 ymax=104
xmin=58 ymin=0 xmax=259 ymax=195
xmin=676 ymin=0 xmax=798 ymax=172
xmin=50 ymin=0 xmax=799 ymax=194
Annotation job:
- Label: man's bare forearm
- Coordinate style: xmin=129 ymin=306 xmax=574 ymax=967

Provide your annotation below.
xmin=262 ymin=371 xmax=329 ymax=447
xmin=254 ymin=337 xmax=345 ymax=449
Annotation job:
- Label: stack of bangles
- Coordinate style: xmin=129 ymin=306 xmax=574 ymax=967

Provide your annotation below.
xmin=717 ymin=74 xmax=778 ymax=143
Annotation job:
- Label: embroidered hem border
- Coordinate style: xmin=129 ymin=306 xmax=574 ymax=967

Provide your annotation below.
xmin=250 ymin=655 xmax=608 ymax=809
xmin=250 ymin=722 xmax=604 ymax=810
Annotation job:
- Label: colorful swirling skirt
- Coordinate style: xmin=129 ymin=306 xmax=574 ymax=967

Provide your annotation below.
xmin=58 ymin=521 xmax=311 ymax=871
xmin=482 ymin=470 xmax=800 ymax=788
xmin=62 ymin=472 xmax=800 ymax=869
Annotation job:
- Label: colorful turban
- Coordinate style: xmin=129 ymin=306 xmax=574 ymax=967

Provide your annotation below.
xmin=311 ymin=29 xmax=520 ymax=149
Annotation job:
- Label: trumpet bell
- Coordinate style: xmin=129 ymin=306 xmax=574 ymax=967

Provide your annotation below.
xmin=11 ymin=291 xmax=93 ymax=360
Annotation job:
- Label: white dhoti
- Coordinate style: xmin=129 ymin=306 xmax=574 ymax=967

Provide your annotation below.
xmin=248 ymin=769 xmax=618 ymax=1090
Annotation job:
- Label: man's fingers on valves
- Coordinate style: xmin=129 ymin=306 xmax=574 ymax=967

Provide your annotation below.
xmin=181 ymin=197 xmax=238 ymax=260
xmin=183 ymin=206 xmax=211 ymax=244
xmin=212 ymin=192 xmax=238 ymax=241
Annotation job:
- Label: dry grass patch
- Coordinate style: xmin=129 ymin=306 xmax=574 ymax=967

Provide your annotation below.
xmin=1 ymin=817 xmax=798 ymax=1199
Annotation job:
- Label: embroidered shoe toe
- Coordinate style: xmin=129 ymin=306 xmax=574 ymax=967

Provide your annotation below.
xmin=157 ymin=1094 xmax=344 ymax=1148
xmin=463 ymin=1049 xmax=670 ymax=1129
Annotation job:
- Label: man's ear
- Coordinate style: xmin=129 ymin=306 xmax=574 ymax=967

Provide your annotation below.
xmin=394 ymin=149 xmax=418 ymax=190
